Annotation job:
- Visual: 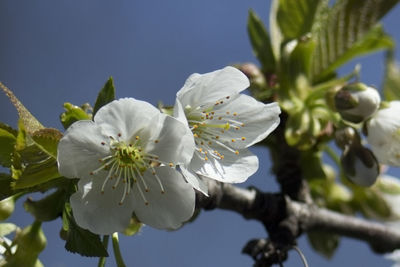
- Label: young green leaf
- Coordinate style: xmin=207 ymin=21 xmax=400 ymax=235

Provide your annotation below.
xmin=31 ymin=128 xmax=63 ymax=159
xmin=247 ymin=10 xmax=276 ymax=72
xmin=60 ymin=102 xmax=91 ymax=129
xmin=12 ymin=122 xmax=62 ymax=190
xmin=93 ymin=77 xmax=115 ymax=117
xmin=307 ymin=230 xmax=340 ymax=258
xmin=0 ymin=82 xmax=44 ymax=134
xmin=62 ymin=203 xmax=109 ymax=257
xmin=276 ymin=0 xmax=321 ymax=41
xmin=24 ymin=189 xmax=67 ymax=222
xmin=0 ymin=123 xmax=17 ymax=167
xmin=383 ymin=50 xmax=400 ymax=101
xmin=312 ymin=0 xmax=397 ymax=81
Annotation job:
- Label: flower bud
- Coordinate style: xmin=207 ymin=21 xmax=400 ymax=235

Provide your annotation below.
xmin=341 ymin=143 xmax=380 ymax=187
xmin=5 ymin=221 xmax=47 ymax=266
xmin=0 ymin=196 xmax=16 ymax=221
xmin=334 ymin=83 xmax=380 ymax=123
xmin=365 ymin=101 xmax=400 ymax=166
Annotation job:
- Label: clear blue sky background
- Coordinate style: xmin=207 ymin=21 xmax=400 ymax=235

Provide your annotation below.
xmin=0 ymin=1 xmax=399 ymax=266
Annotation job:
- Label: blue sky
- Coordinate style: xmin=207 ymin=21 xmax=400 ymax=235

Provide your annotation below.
xmin=0 ymin=1 xmax=399 ymax=266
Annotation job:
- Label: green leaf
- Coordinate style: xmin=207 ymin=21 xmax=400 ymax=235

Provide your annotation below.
xmin=62 ymin=203 xmax=109 ymax=257
xmin=247 ymin=10 xmax=276 ymax=72
xmin=353 ymin=187 xmax=392 ymax=219
xmin=312 ymin=0 xmax=397 ymax=81
xmin=0 ymin=124 xmax=17 ymax=168
xmin=31 ymin=128 xmax=63 ymax=159
xmin=307 ymin=230 xmax=340 ymax=258
xmin=93 ymin=77 xmax=115 ymax=117
xmin=0 ymin=82 xmax=44 ymax=134
xmin=60 ymin=103 xmax=91 ymax=129
xmin=277 ymin=0 xmax=321 ymax=41
xmin=0 ymin=173 xmax=15 ymax=200
xmin=11 ymin=121 xmax=61 ymax=190
xmin=300 ymin=150 xmax=326 ymax=180
xmin=24 ymin=189 xmax=67 ymax=222
xmin=383 ymin=50 xmax=400 ymax=101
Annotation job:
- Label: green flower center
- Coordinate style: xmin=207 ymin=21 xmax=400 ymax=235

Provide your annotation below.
xmin=184 ymin=96 xmax=246 ymax=161
xmin=89 ymin=134 xmax=173 ymax=206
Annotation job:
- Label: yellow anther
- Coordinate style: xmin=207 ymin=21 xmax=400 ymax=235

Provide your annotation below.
xmin=169 ymin=162 xmax=174 ymax=167
xmin=224 ymin=123 xmax=231 ymax=130
xmin=215 ymin=136 xmax=220 ymax=139
xmin=241 ymin=137 xmax=246 ymax=141
xmin=204 ymin=156 xmax=208 ymax=161
xmin=135 ymin=136 xmax=140 ymax=140
xmin=231 ymin=139 xmax=236 ymax=142
xmin=199 ymin=148 xmax=203 ymax=152
xmin=233 ymin=112 xmax=238 ymax=116
xmin=235 ymin=150 xmax=239 ymax=155
xmin=193 ymin=124 xmax=199 ymax=129
xmin=193 ymin=133 xmax=199 ymax=138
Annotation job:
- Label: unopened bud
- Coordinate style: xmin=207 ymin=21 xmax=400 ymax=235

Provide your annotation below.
xmin=365 ymin=101 xmax=400 ymax=166
xmin=341 ymin=143 xmax=379 ymax=187
xmin=334 ymin=83 xmax=380 ymax=123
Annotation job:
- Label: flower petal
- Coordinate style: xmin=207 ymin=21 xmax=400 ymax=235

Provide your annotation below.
xmin=216 ymin=95 xmax=280 ymax=149
xmin=94 ymin=98 xmax=160 ymax=140
xmin=179 ymin=166 xmax=208 ymax=195
xmin=131 ymin=166 xmax=195 ymax=230
xmin=177 ymin=66 xmax=249 ymax=109
xmin=144 ymin=115 xmax=195 ymax=165
xmin=57 ymin=120 xmax=109 ymax=179
xmin=190 ymin=147 xmax=258 ymax=183
xmin=70 ymin=176 xmax=135 ymax=235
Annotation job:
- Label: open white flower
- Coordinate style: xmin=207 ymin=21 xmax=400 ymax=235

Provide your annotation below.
xmin=174 ymin=66 xmax=280 ymax=193
xmin=366 ymin=101 xmax=400 ymax=166
xmin=57 ymin=98 xmax=196 ymax=235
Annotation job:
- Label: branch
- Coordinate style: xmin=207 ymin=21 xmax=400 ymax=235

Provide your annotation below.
xmin=196 ymin=179 xmax=400 ymax=254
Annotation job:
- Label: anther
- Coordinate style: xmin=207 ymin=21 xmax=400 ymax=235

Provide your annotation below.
xmin=231 ymin=139 xmax=235 ymax=142
xmin=154 ymin=139 xmax=159 ymax=143
xmin=233 ymin=112 xmax=238 ymax=116
xmin=235 ymin=150 xmax=239 ymax=155
xmin=118 ymin=133 xmax=122 ymax=137
xmin=101 ymin=142 xmax=105 ymax=145
xmin=241 ymin=137 xmax=246 ymax=141
xmin=169 ymin=162 xmax=174 ymax=167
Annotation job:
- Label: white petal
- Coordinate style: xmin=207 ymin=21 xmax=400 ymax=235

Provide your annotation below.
xmin=179 ymin=166 xmax=208 ymax=195
xmin=94 ymin=98 xmax=160 ymax=140
xmin=57 ymin=120 xmax=109 ymax=179
xmin=190 ymin=147 xmax=258 ymax=183
xmin=177 ymin=66 xmax=249 ymax=109
xmin=145 ymin=115 xmax=195 ymax=165
xmin=367 ymin=101 xmax=400 ymax=166
xmin=173 ymin=98 xmax=189 ymax=125
xmin=70 ymin=176 xmax=135 ymax=235
xmin=131 ymin=166 xmax=195 ymax=230
xmin=216 ymin=95 xmax=280 ymax=149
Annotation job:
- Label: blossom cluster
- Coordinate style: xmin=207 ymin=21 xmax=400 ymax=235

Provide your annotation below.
xmin=57 ymin=67 xmax=281 ymax=234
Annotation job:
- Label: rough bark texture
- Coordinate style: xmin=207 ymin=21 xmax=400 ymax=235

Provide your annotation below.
xmin=196 ymin=179 xmax=400 ymax=265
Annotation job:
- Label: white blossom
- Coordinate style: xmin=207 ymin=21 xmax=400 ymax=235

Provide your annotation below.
xmin=366 ymin=101 xmax=400 ymax=166
xmin=174 ymin=66 xmax=280 ymax=193
xmin=57 ymin=98 xmax=196 ymax=234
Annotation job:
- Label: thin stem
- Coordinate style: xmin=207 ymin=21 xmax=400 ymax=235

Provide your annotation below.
xmin=112 ymin=232 xmax=127 ymax=267
xmin=292 ymin=246 xmax=309 ymax=267
xmin=323 ymin=145 xmax=341 ymax=167
xmin=97 ymin=235 xmax=110 ymax=267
